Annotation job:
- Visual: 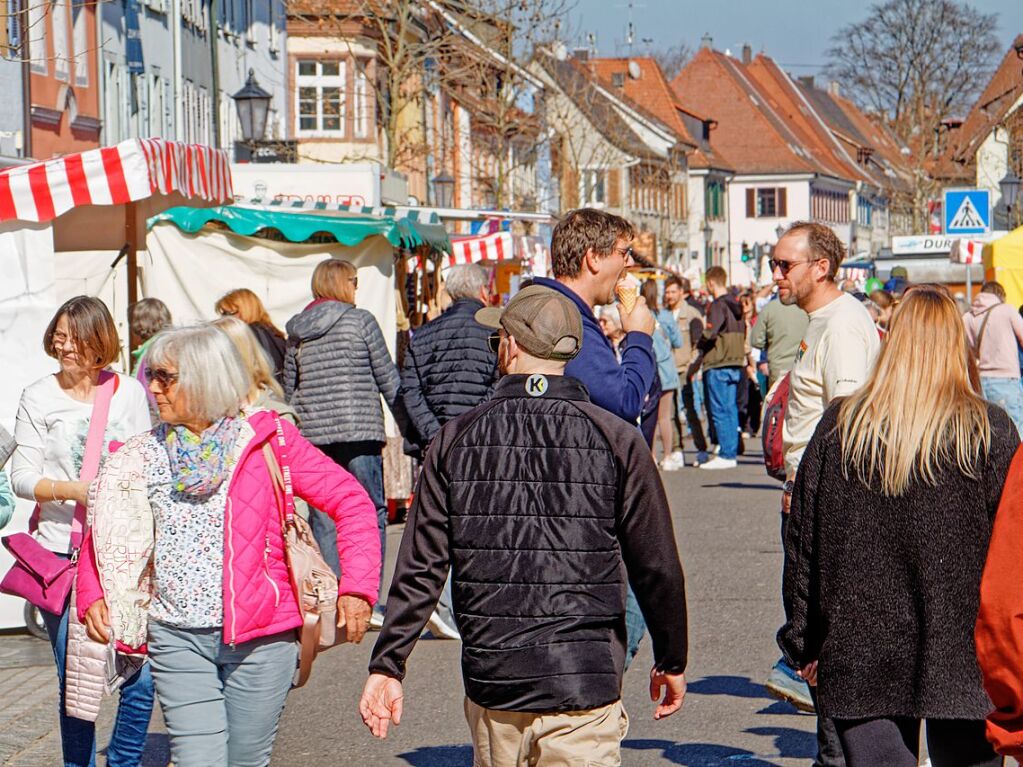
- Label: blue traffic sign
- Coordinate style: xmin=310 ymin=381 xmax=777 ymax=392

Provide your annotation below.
xmin=943 ymin=189 xmax=991 ymax=235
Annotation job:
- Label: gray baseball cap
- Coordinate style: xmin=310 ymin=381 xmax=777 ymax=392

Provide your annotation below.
xmin=475 ymin=285 xmax=583 ymax=361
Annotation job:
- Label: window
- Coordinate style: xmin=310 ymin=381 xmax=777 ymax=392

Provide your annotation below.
xmin=3 ymin=0 xmax=21 ymax=58
xmin=268 ymin=0 xmax=278 ymax=53
xmin=51 ymin=0 xmax=70 ymax=82
xmin=611 ymin=72 xmax=624 ymax=88
xmin=811 ymin=188 xmax=848 ymax=224
xmin=72 ymin=0 xmax=87 ymax=86
xmin=149 ymin=73 xmax=164 ymax=137
xmin=295 ymin=59 xmax=345 ymax=136
xmin=745 ymin=187 xmax=787 ymax=218
xmin=28 ymin=0 xmax=47 ymax=73
xmin=581 ymin=169 xmax=606 ymax=206
xmin=705 ymin=179 xmax=725 ymax=220
xmin=244 ymin=0 xmax=254 ymax=42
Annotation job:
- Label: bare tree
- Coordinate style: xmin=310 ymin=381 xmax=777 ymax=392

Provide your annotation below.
xmin=649 ymin=42 xmax=691 ymax=81
xmin=825 ymin=0 xmax=999 ymax=230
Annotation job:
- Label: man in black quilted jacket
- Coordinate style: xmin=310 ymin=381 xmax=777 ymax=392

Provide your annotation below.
xmin=398 ymin=263 xmax=498 ymax=457
xmin=360 ymin=285 xmax=688 ymax=766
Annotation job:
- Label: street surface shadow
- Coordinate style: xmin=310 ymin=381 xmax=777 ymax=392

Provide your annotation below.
xmin=624 ymin=739 xmax=780 ymax=766
xmin=397 ymin=744 xmax=473 ymax=766
xmin=757 ymin=700 xmax=801 ymax=715
xmin=700 ymin=482 xmax=782 ymax=492
xmin=687 ymin=675 xmax=776 ymax=700
xmin=745 ymin=726 xmax=816 ymax=760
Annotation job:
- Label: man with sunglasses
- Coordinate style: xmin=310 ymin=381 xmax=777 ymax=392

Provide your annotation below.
xmin=765 ymin=222 xmax=880 ymax=767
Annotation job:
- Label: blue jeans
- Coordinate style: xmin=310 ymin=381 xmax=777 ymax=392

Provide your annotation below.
xmin=311 ymin=442 xmax=387 ymax=604
xmin=624 ymin=586 xmax=646 ymax=671
xmin=705 ymin=367 xmax=742 ymax=459
xmin=42 ymin=598 xmax=155 ymax=767
xmin=981 ymin=377 xmax=1023 ymax=439
xmin=147 ymin=622 xmax=297 ymax=767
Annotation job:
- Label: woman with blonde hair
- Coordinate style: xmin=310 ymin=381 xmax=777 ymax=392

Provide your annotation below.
xmin=215 ymin=288 xmax=286 ymax=386
xmin=210 ymin=316 xmax=289 ymax=413
xmin=284 ymin=258 xmax=399 ymax=626
xmin=778 ymin=285 xmax=1018 ymax=767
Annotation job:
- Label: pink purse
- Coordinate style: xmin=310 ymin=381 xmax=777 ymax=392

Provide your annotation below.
xmin=0 ymin=372 xmax=117 ymax=614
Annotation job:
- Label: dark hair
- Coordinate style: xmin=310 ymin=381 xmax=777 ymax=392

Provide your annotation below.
xmin=551 ymin=208 xmax=635 ymax=279
xmin=129 ymin=298 xmax=172 ymax=343
xmin=44 ymin=296 xmax=120 ymax=368
xmin=640 ymin=279 xmax=660 ymax=311
xmin=705 ymin=265 xmax=728 ymax=287
xmin=664 ymin=275 xmax=692 ymax=294
xmin=780 ymin=221 xmax=846 ymax=280
xmin=981 ymin=281 xmax=1006 ymax=301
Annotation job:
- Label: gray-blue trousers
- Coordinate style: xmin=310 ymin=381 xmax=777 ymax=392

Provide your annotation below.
xmin=147 ymin=622 xmax=297 ymax=767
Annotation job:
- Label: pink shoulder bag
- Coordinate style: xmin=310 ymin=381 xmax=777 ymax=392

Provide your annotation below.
xmin=0 ymin=372 xmax=117 ymax=614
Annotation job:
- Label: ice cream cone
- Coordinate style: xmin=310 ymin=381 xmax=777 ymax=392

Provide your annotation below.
xmin=616 ymin=275 xmax=641 ymax=313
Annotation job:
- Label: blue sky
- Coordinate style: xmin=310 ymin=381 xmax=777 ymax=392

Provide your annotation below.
xmin=564 ymin=0 xmax=1021 ymax=76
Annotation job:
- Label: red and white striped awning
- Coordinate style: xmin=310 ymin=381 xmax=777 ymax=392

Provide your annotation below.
xmin=0 ymin=138 xmax=233 ymax=223
xmin=449 ymin=231 xmax=515 ymax=266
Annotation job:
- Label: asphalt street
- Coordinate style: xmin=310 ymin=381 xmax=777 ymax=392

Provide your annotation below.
xmin=0 ymin=447 xmax=820 ymax=766
xmin=270 ymin=448 xmax=818 ymax=767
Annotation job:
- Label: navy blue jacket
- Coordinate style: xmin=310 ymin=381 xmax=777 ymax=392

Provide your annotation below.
xmin=532 ymin=277 xmax=656 ymax=424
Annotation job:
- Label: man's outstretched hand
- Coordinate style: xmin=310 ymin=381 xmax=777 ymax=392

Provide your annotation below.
xmin=650 ymin=668 xmax=686 ymax=720
xmin=359 ymin=673 xmax=405 ymax=738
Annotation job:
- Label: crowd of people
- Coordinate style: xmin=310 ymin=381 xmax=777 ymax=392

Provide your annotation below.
xmin=4 ymin=207 xmax=1023 ymax=766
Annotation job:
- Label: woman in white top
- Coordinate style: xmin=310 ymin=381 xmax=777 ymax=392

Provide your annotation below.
xmin=10 ymin=296 xmax=154 ymax=767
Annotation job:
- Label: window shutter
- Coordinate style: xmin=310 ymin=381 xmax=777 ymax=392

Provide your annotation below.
xmin=608 ymin=168 xmax=621 ymax=208
xmin=746 ymin=188 xmax=755 ymax=218
xmin=563 ymin=164 xmax=578 ymax=210
xmin=778 ymin=188 xmax=788 ymax=217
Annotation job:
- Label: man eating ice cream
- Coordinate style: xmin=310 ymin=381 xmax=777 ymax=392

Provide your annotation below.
xmin=531 ymin=208 xmax=656 ymax=425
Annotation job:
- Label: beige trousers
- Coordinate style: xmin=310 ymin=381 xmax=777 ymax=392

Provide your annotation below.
xmin=464 ymin=698 xmax=629 ymax=767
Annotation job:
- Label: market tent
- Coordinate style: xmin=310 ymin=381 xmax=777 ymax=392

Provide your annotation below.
xmin=984 ymin=226 xmax=1023 ymax=308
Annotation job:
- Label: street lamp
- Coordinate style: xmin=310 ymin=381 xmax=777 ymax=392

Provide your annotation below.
xmin=232 ymin=69 xmax=272 ymax=144
xmin=432 ymin=172 xmax=455 ymax=209
xmin=775 ymin=223 xmax=786 ymax=241
xmin=702 ymin=221 xmax=713 ymax=270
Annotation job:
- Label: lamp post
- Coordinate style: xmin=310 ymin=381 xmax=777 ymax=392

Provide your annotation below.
xmin=232 ymin=69 xmax=272 ymax=160
xmin=702 ymin=221 xmax=713 ymax=271
xmin=432 ymin=172 xmax=455 ymax=209
xmin=1000 ymin=168 xmax=1022 ymax=229
xmin=775 ymin=223 xmax=786 ymax=241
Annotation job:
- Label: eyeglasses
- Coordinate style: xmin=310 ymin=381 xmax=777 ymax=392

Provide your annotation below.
xmin=769 ymin=258 xmax=813 ymax=276
xmin=51 ymin=332 xmax=76 ymax=348
xmin=487 ymin=332 xmax=502 ymax=354
xmin=613 ymin=246 xmax=634 ymax=260
xmin=144 ymin=367 xmax=179 ymax=389
xmin=218 ymin=308 xmax=237 ymax=316
xmin=349 ymin=276 xmax=359 ymax=289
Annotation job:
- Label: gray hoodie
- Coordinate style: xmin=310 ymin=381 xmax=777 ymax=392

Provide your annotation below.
xmin=284 ymin=300 xmax=399 ymax=445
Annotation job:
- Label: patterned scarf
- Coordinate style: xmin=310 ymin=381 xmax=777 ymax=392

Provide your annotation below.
xmin=162 ymin=417 xmax=243 ymax=498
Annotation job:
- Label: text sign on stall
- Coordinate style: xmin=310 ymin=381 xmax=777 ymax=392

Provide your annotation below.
xmin=943 ymin=189 xmax=991 ymax=236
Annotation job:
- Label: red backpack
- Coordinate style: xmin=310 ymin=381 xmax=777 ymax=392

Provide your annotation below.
xmin=761 ymin=373 xmax=790 ymax=482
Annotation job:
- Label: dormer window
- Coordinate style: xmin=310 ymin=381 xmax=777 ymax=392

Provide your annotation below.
xmin=611 ymin=72 xmax=625 ymax=89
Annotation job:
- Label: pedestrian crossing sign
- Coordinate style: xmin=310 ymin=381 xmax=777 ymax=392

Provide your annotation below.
xmin=943 ymin=189 xmax=991 ymax=235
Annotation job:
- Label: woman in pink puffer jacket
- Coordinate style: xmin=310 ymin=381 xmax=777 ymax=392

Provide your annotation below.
xmin=76 ymin=324 xmax=381 ymax=767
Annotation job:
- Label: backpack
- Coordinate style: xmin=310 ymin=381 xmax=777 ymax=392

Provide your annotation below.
xmin=761 ymin=373 xmax=790 ymax=482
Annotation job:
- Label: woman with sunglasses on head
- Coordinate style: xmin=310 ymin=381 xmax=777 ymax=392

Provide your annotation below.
xmin=778 ymin=285 xmax=1019 ymax=767
xmin=283 ymin=259 xmax=399 ymax=626
xmin=215 ymin=288 xmax=287 ymax=387
xmin=9 ymin=296 xmax=154 ymax=767
xmin=76 ymin=324 xmax=381 ymax=767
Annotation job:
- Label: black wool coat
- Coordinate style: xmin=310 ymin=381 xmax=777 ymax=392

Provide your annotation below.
xmin=778 ymin=401 xmax=1019 ymax=720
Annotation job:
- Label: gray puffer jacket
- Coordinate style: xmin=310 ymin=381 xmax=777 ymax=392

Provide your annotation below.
xmin=284 ymin=300 xmax=399 ymax=445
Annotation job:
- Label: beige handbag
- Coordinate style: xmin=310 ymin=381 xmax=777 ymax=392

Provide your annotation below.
xmin=262 ymin=414 xmax=345 ymax=688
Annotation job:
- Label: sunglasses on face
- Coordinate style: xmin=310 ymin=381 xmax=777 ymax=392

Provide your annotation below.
xmin=144 ymin=367 xmax=179 ymax=389
xmin=769 ymin=258 xmax=812 ymax=276
xmin=488 ymin=332 xmax=502 ymax=354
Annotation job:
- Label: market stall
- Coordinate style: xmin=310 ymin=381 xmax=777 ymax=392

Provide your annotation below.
xmin=984 ymin=226 xmax=1023 ymax=308
xmin=0 ymin=138 xmax=233 ymax=631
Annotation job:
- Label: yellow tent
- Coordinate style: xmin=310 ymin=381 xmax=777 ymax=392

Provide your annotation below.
xmin=985 ymin=227 xmax=1023 ymax=309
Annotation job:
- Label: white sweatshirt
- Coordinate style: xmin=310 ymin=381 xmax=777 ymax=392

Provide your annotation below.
xmin=11 ymin=373 xmax=151 ymax=552
xmin=783 ymin=292 xmax=880 ymax=481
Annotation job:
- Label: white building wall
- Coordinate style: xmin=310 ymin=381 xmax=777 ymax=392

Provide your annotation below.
xmin=728 ymin=176 xmax=811 ymax=278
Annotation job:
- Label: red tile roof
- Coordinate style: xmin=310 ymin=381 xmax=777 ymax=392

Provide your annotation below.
xmin=934 ymin=35 xmax=1023 ymax=183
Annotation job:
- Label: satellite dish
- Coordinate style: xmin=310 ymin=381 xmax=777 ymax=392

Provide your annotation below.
xmin=553 ymin=41 xmax=568 ymax=61
xmin=628 ymin=60 xmax=641 ymax=79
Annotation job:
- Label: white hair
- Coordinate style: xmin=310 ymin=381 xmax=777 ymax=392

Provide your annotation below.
xmin=145 ymin=325 xmax=251 ymax=423
xmin=445 ymin=263 xmax=489 ymax=301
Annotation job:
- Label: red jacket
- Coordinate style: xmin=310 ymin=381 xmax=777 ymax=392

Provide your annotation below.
xmin=977 ymin=446 xmax=1023 ymax=754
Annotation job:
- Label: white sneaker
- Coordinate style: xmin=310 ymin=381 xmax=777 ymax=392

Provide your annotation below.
xmin=426 ymin=609 xmax=461 ymax=640
xmin=660 ymin=451 xmax=685 ymax=471
xmin=698 ymin=456 xmax=738 ymax=470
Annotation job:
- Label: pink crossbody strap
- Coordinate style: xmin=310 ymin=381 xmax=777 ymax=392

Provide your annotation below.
xmin=70 ymin=370 xmax=117 ymax=550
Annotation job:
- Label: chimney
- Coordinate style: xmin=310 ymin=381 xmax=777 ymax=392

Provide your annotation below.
xmin=828 ymin=80 xmax=841 ymax=97
xmin=741 ymin=43 xmax=752 ymax=64
xmin=571 ymin=47 xmax=589 ymax=62
xmin=700 ymin=32 xmax=713 ymax=50
xmin=798 ymin=75 xmax=814 ymax=89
